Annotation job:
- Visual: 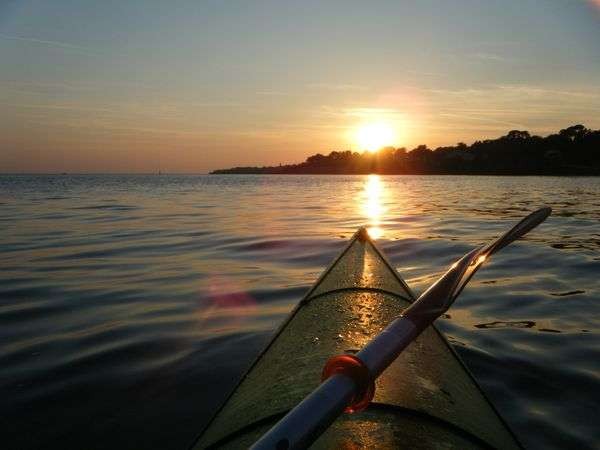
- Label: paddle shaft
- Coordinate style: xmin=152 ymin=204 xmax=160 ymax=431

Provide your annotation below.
xmin=250 ymin=315 xmax=421 ymax=450
xmin=249 ymin=374 xmax=354 ymax=450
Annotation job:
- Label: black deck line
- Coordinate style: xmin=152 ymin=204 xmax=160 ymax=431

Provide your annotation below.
xmin=202 ymin=402 xmax=497 ymax=449
xmin=302 ymin=286 xmax=413 ymax=305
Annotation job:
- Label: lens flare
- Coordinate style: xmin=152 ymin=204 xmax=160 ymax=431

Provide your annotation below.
xmin=197 ymin=275 xmax=257 ymax=334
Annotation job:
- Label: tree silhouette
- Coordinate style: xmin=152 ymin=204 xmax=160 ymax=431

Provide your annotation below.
xmin=211 ymin=124 xmax=600 ymax=175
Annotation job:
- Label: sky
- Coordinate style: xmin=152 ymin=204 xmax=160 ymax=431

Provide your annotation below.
xmin=1 ymin=0 xmax=599 ymax=173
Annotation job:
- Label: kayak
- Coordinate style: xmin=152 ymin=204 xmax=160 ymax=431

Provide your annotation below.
xmin=193 ymin=228 xmax=522 ymax=449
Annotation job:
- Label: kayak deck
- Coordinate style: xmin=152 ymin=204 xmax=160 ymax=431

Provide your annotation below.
xmin=194 ymin=229 xmax=521 ymax=449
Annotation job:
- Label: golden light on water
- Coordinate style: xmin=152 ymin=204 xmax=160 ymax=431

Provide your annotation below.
xmin=362 ymin=174 xmax=386 ymax=239
xmin=355 ymin=122 xmax=397 ymax=153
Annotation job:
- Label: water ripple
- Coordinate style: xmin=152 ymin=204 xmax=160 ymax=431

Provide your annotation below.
xmin=0 ymin=174 xmax=599 ymax=450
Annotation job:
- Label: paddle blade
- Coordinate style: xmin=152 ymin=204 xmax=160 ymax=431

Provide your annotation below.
xmin=404 ymin=247 xmax=483 ymax=322
xmin=482 ymin=206 xmax=552 ymax=257
xmin=450 ymin=206 xmax=552 ymax=301
xmin=406 ymin=207 xmax=552 ymax=323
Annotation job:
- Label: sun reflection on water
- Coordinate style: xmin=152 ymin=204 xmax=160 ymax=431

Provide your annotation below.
xmin=362 ymin=174 xmax=386 ymax=239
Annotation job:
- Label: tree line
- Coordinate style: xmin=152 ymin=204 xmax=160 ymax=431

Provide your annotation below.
xmin=211 ymin=124 xmax=600 ymax=175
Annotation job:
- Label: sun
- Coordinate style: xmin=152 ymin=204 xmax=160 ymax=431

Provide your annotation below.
xmin=355 ymin=122 xmax=397 ymax=153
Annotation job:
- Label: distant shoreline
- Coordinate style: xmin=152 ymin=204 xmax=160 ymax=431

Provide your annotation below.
xmin=2 ymin=173 xmax=600 ymax=177
xmin=210 ymin=172 xmax=600 ymax=176
xmin=211 ymin=125 xmax=600 ymax=176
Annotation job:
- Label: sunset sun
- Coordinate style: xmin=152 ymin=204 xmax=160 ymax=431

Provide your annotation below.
xmin=355 ymin=122 xmax=397 ymax=153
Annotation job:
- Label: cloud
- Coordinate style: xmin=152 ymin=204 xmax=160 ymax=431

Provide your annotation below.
xmin=343 ymin=107 xmax=406 ymax=119
xmin=415 ymin=84 xmax=600 ymax=104
xmin=194 ymin=101 xmax=245 ymax=108
xmin=4 ymin=102 xmax=114 ymax=113
xmin=494 ymin=84 xmax=600 ymax=99
xmin=256 ymin=91 xmax=293 ymax=96
xmin=437 ymin=111 xmax=526 ymax=129
xmin=471 ymin=52 xmax=512 ymax=62
xmin=307 ymin=83 xmax=369 ymax=91
xmin=0 ymin=34 xmax=100 ymax=56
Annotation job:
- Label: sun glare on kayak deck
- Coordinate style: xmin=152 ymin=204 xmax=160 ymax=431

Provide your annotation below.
xmin=356 ymin=122 xmax=397 ymax=153
xmin=362 ymin=174 xmax=386 ymax=239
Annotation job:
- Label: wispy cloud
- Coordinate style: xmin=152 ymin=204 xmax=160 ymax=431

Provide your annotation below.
xmin=472 ymin=52 xmax=513 ymax=62
xmin=307 ymin=83 xmax=369 ymax=92
xmin=1 ymin=80 xmax=96 ymax=92
xmin=314 ymin=106 xmax=408 ymax=124
xmin=467 ymin=40 xmax=522 ymax=49
xmin=494 ymin=84 xmax=600 ymax=99
xmin=256 ymin=91 xmax=293 ymax=97
xmin=437 ymin=111 xmax=526 ymax=129
xmin=415 ymin=84 xmax=600 ymax=103
xmin=0 ymin=34 xmax=100 ymax=56
xmin=4 ymin=102 xmax=114 ymax=113
xmin=194 ymin=101 xmax=245 ymax=108
xmin=344 ymin=107 xmax=406 ymax=119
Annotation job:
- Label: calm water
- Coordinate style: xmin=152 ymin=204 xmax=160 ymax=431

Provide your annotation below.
xmin=1 ymin=174 xmax=599 ymax=449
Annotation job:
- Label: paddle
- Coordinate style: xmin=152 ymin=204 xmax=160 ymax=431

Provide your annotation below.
xmin=251 ymin=207 xmax=552 ymax=450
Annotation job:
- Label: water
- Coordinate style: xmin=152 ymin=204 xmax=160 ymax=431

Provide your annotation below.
xmin=1 ymin=174 xmax=598 ymax=449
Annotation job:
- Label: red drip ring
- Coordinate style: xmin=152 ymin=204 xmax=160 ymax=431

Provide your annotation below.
xmin=321 ymin=354 xmax=375 ymax=413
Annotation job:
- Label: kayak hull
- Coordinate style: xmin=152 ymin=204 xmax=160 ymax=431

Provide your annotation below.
xmin=194 ymin=230 xmax=521 ymax=449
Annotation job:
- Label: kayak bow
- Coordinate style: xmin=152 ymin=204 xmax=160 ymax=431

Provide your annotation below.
xmin=193 ymin=224 xmax=530 ymax=449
